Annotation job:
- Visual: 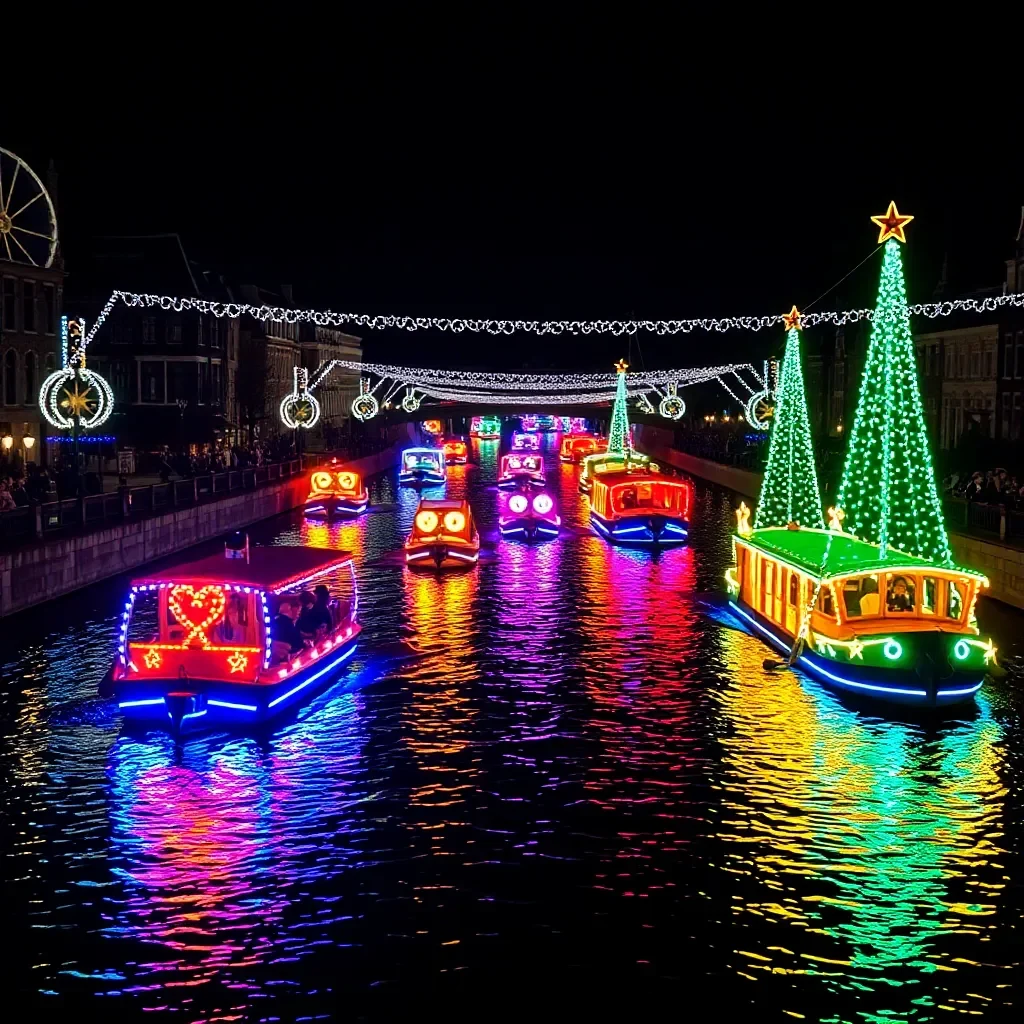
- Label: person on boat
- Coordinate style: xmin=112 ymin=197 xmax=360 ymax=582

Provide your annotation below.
xmin=301 ymin=584 xmax=334 ymax=635
xmin=216 ymin=595 xmax=246 ymax=642
xmin=272 ymin=597 xmax=307 ymax=661
xmin=296 ymin=591 xmax=316 ymax=633
xmin=620 ymin=487 xmax=637 ymax=509
xmin=887 ymin=576 xmax=914 ymax=613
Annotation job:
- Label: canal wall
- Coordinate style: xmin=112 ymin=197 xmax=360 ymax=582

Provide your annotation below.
xmin=635 ymin=425 xmax=763 ymax=499
xmin=949 ymin=531 xmax=1024 ymax=612
xmin=0 ymin=426 xmax=415 ymax=619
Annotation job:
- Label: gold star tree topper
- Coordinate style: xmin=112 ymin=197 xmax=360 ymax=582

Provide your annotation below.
xmin=871 ymin=201 xmax=914 ymax=244
xmin=615 ymin=359 xmax=628 ymax=374
xmin=782 ymin=305 xmax=803 ymax=331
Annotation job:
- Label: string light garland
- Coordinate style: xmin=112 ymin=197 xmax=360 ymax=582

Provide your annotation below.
xmin=754 ymin=317 xmax=824 ymax=530
xmin=832 ymin=217 xmax=953 ymax=566
xmin=80 ymin=288 xmax=1024 ymax=351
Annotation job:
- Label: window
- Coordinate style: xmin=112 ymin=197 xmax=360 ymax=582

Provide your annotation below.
xmin=886 ymin=574 xmax=916 ymax=614
xmin=945 ymin=348 xmax=954 ymax=378
xmin=958 ymin=349 xmax=966 ymax=378
xmin=947 ymin=580 xmax=964 ymax=622
xmin=197 ymin=362 xmax=206 ymax=405
xmin=211 ymin=361 xmax=222 ymax=405
xmin=1 ymin=278 xmax=15 ymax=332
xmin=842 ymin=575 xmax=881 ymax=617
xmin=932 ymin=345 xmax=940 ymax=375
xmin=210 ymin=318 xmax=221 ymax=350
xmin=1016 ymin=339 xmax=1024 ymax=379
xmin=1001 ymin=391 xmax=1012 ymax=439
xmin=112 ymin=361 xmax=132 ymax=403
xmin=198 ymin=318 xmax=205 ymax=347
xmin=984 ymin=349 xmax=993 ymax=378
xmin=142 ymin=317 xmax=156 ymax=343
xmin=1013 ymin=392 xmax=1022 ymax=442
xmin=23 ymin=352 xmax=35 ymax=404
xmin=22 ymin=282 xmax=35 ymax=332
xmin=3 ymin=350 xmax=16 ymax=404
xmin=921 ymin=577 xmax=937 ymax=615
xmin=141 ymin=361 xmax=165 ymax=402
xmin=168 ymin=319 xmax=182 ymax=344
xmin=818 ymin=585 xmax=834 ymax=617
xmin=42 ymin=283 xmax=56 ymax=334
xmin=1005 ymin=340 xmax=1014 ymax=378
xmin=44 ymin=352 xmax=55 ymax=375
xmin=970 ymin=350 xmax=980 ymax=378
xmin=167 ymin=362 xmax=191 ymax=403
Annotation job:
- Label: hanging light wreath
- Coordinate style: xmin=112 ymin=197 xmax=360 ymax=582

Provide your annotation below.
xmin=279 ymin=367 xmax=321 ymax=429
xmin=401 ymin=388 xmax=422 ymax=413
xmin=39 ymin=366 xmax=115 ymax=430
xmin=351 ymin=377 xmax=380 ymax=421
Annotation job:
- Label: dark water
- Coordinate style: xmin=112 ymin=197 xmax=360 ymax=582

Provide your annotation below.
xmin=2 ymin=433 xmax=1022 ymax=1021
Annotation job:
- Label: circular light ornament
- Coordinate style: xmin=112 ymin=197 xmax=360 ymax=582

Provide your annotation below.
xmin=337 ymin=471 xmax=357 ymax=490
xmin=39 ymin=367 xmax=115 ymax=430
xmin=415 ymin=510 xmax=439 ymax=533
xmin=280 ymin=390 xmax=321 ymax=430
xmin=311 ymin=471 xmax=334 ymax=491
xmin=443 ymin=510 xmax=466 ymax=533
xmin=658 ymin=393 xmax=685 ymax=420
xmin=883 ymin=639 xmax=903 ymax=661
xmin=953 ymin=639 xmax=971 ymax=662
xmin=745 ymin=390 xmax=775 ymax=431
xmin=508 ymin=493 xmax=528 ymax=514
xmin=352 ymin=393 xmax=380 ymax=421
xmin=533 ymin=493 xmax=554 ymax=515
xmin=401 ymin=390 xmax=421 ymax=413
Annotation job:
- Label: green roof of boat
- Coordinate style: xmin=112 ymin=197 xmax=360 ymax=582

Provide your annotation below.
xmin=737 ymin=527 xmax=985 ymax=580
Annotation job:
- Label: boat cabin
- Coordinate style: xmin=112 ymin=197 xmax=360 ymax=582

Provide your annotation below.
xmin=442 ymin=438 xmax=468 ymax=463
xmin=590 ymin=471 xmax=692 ymax=522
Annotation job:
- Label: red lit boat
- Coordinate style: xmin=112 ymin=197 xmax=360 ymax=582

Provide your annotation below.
xmin=560 ymin=434 xmax=606 ymax=463
xmin=442 ymin=437 xmax=469 ymax=464
xmin=589 ymin=467 xmax=692 ymax=546
xmin=498 ymin=452 xmax=545 ymax=488
xmin=109 ymin=543 xmax=360 ymax=734
xmin=305 ymin=462 xmax=369 ymax=517
xmin=405 ymin=498 xmax=480 ymax=568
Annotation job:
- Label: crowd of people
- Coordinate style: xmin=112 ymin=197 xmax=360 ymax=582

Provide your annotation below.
xmin=0 ymin=467 xmax=59 ymax=511
xmin=947 ymin=468 xmax=1024 ymax=508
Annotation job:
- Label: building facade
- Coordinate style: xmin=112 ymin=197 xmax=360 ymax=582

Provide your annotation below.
xmin=996 ymin=211 xmax=1024 ymax=442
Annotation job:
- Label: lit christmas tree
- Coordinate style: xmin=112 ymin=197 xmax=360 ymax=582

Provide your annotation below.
xmin=608 ymin=358 xmax=631 ymax=455
xmin=754 ymin=307 xmax=825 ymax=530
xmin=834 ymin=202 xmax=953 ymax=565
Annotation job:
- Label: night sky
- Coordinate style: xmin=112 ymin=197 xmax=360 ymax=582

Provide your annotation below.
xmin=10 ymin=52 xmax=1021 ymax=374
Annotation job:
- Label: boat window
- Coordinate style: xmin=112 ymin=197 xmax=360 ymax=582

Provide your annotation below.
xmin=921 ymin=577 xmax=937 ymax=615
xmin=789 ymin=574 xmax=799 ymax=604
xmin=843 ymin=575 xmax=881 ymax=617
xmin=885 ymin=574 xmax=916 ymax=614
xmin=947 ymin=580 xmax=964 ymax=621
xmin=818 ymin=586 xmax=834 ymax=616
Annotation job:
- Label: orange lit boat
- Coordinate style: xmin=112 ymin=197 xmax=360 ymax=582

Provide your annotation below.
xmin=405 ymin=499 xmax=480 ymax=568
xmin=589 ymin=467 xmax=692 ymax=546
xmin=560 ymin=434 xmax=606 ymax=463
xmin=442 ymin=437 xmax=469 ymax=464
xmin=305 ymin=461 xmax=369 ymax=517
xmin=108 ymin=540 xmax=360 ymax=733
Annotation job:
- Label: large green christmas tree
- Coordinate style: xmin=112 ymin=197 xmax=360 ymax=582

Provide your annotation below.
xmin=608 ymin=358 xmax=631 ymax=454
xmin=755 ymin=311 xmax=825 ymax=530
xmin=834 ymin=203 xmax=953 ymax=566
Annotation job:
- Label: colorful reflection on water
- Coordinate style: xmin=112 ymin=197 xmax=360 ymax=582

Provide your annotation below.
xmin=0 ymin=437 xmax=1019 ymax=1018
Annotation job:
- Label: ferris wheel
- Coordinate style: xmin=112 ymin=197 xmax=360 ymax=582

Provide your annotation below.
xmin=0 ymin=147 xmax=59 ymax=268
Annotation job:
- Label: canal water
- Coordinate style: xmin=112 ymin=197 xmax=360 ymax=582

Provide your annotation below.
xmin=2 ymin=433 xmax=1021 ymax=1020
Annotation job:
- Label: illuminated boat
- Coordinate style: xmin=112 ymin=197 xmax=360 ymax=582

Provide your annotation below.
xmin=520 ymin=414 xmax=539 ymax=432
xmin=109 ymin=543 xmax=360 ymax=733
xmin=442 ymin=437 xmax=469 ymax=464
xmin=304 ymin=462 xmax=369 ymax=517
xmin=399 ymin=446 xmax=447 ymax=486
xmin=726 ymin=512 xmax=994 ymax=708
xmin=511 ymin=431 xmax=540 ymax=451
xmin=422 ymin=419 xmax=443 ymax=436
xmin=498 ymin=452 xmax=545 ymax=488
xmin=590 ymin=468 xmax=691 ymax=546
xmin=578 ymin=450 xmax=653 ymax=494
xmin=470 ymin=415 xmax=501 ymax=439
xmin=405 ymin=498 xmax=480 ymax=568
xmin=560 ymin=433 xmax=606 ymax=463
xmin=499 ymin=490 xmax=560 ymax=542
xmin=535 ymin=415 xmax=556 ymax=432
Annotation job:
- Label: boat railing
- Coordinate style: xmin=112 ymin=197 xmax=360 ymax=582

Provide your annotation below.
xmin=1 ymin=456 xmax=317 ymax=549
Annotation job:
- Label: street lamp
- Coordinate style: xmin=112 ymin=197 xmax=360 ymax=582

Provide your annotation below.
xmin=1 ymin=434 xmax=12 ymax=452
xmin=23 ymin=435 xmax=36 ymax=453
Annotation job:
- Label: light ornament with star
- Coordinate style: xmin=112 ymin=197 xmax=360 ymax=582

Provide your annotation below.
xmin=753 ymin=310 xmax=825 ymax=531
xmin=226 ymin=651 xmax=249 ymax=674
xmin=143 ymin=648 xmax=162 ymax=670
xmin=39 ymin=360 xmax=115 ymax=431
xmin=831 ymin=203 xmax=953 ymax=565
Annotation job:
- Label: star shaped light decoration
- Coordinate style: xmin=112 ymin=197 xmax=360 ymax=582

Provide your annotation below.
xmin=227 ymin=651 xmax=249 ymax=674
xmin=782 ymin=305 xmax=803 ymax=331
xmin=614 ymin=359 xmax=629 ymax=374
xmin=848 ymin=639 xmax=865 ymax=661
xmin=60 ymin=380 xmax=96 ymax=417
xmin=870 ymin=201 xmax=914 ymax=244
xmin=143 ymin=648 xmax=162 ymax=670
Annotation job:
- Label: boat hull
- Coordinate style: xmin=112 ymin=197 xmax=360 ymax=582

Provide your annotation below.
xmin=399 ymin=470 xmax=446 ymax=486
xmin=727 ymin=599 xmax=983 ymax=708
xmin=498 ymin=473 xmax=545 ymax=489
xmin=405 ymin=541 xmax=480 ymax=569
xmin=113 ymin=632 xmax=361 ymax=734
xmin=499 ymin=516 xmax=559 ymax=542
xmin=590 ymin=511 xmax=689 ymax=546
xmin=304 ymin=493 xmax=369 ymax=518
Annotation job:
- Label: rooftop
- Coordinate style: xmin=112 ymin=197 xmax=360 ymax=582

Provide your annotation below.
xmin=739 ymin=527 xmax=984 ymax=580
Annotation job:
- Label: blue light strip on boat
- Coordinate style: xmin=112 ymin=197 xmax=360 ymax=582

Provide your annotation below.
xmin=728 ymin=601 xmax=984 ymax=699
xmin=208 ymin=699 xmax=259 ymax=712
xmin=119 ymin=698 xmax=165 ymax=709
xmin=267 ymin=645 xmax=357 ymax=709
xmin=180 ymin=709 xmax=208 ymax=721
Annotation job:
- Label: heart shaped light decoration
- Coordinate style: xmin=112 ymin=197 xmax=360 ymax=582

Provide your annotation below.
xmin=168 ymin=584 xmax=227 ymax=646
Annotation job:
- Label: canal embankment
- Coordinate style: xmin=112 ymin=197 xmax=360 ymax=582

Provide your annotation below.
xmin=635 ymin=424 xmax=1024 ymax=613
xmin=0 ymin=426 xmax=415 ymax=618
